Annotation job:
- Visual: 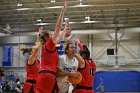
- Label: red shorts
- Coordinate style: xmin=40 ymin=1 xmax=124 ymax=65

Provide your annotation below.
xmin=24 ymin=82 xmax=36 ymax=93
xmin=73 ymin=89 xmax=94 ymax=93
xmin=35 ymin=72 xmax=59 ymax=93
xmin=72 ymin=86 xmax=94 ymax=93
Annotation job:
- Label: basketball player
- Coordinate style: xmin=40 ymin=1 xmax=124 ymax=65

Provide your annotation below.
xmin=57 ymin=41 xmax=85 ymax=93
xmin=20 ymin=39 xmax=41 ymax=93
xmin=73 ymin=35 xmax=96 ymax=93
xmin=35 ymin=0 xmax=69 ymax=93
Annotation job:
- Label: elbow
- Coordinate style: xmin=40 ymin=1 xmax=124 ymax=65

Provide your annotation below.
xmin=81 ymin=60 xmax=85 ymax=65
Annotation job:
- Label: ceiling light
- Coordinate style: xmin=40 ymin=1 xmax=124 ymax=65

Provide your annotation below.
xmin=73 ymin=4 xmax=92 ymax=7
xmin=85 ymin=16 xmax=90 ymax=21
xmin=64 ymin=18 xmax=69 ymax=21
xmin=34 ymin=20 xmax=100 ymax=26
xmin=17 ymin=3 xmax=22 ymax=7
xmin=48 ymin=6 xmax=63 ymax=9
xmin=14 ymin=5 xmax=93 ymax=11
xmin=37 ymin=19 xmax=42 ymax=22
xmin=82 ymin=20 xmax=99 ymax=23
xmin=15 ymin=8 xmax=31 ymax=11
xmin=34 ymin=23 xmax=50 ymax=26
xmin=69 ymin=22 xmax=76 ymax=24
xmin=51 ymin=0 xmax=56 ymax=3
xmin=62 ymin=21 xmax=76 ymax=24
xmin=34 ymin=21 xmax=76 ymax=26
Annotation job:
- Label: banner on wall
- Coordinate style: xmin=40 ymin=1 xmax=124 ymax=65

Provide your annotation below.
xmin=2 ymin=45 xmax=12 ymax=67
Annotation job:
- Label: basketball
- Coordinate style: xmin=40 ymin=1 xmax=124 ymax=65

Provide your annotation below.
xmin=68 ymin=72 xmax=82 ymax=84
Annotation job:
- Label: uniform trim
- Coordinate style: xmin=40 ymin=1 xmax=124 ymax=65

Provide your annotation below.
xmin=26 ymin=79 xmax=36 ymax=84
xmin=39 ymin=70 xmax=57 ymax=77
xmin=75 ymin=86 xmax=93 ymax=90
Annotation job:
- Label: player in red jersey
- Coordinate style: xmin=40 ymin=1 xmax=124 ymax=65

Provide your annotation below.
xmin=72 ymin=35 xmax=96 ymax=93
xmin=20 ymin=40 xmax=41 ymax=93
xmin=35 ymin=0 xmax=69 ymax=93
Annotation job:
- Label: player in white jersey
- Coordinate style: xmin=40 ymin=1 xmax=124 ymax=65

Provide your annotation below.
xmin=57 ymin=41 xmax=85 ymax=93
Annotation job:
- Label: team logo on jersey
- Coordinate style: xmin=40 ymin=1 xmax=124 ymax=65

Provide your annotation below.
xmin=62 ymin=65 xmax=77 ymax=72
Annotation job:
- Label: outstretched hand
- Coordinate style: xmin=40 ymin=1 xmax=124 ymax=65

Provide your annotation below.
xmin=75 ymin=35 xmax=80 ymax=44
xmin=64 ymin=22 xmax=71 ymax=38
xmin=63 ymin=0 xmax=67 ymax=11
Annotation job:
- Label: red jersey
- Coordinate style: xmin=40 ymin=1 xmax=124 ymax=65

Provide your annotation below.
xmin=40 ymin=36 xmax=58 ymax=73
xmin=77 ymin=59 xmax=96 ymax=87
xmin=26 ymin=59 xmax=40 ymax=80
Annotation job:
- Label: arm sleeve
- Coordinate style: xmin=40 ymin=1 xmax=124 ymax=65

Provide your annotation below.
xmin=78 ymin=43 xmax=83 ymax=50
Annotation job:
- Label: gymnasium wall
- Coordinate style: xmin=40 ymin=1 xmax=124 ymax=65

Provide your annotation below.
xmin=0 ymin=29 xmax=140 ymax=80
xmin=0 ymin=47 xmax=2 ymax=66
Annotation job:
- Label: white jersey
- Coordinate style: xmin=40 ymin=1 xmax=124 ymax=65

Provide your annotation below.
xmin=57 ymin=54 xmax=79 ymax=93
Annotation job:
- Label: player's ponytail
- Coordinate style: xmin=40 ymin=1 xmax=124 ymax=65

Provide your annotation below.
xmin=20 ymin=45 xmax=32 ymax=56
xmin=80 ymin=45 xmax=90 ymax=60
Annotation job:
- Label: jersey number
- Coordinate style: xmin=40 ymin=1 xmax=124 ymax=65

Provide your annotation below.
xmin=90 ymin=68 xmax=95 ymax=76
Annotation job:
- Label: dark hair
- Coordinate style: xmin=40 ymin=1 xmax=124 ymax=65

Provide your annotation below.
xmin=38 ymin=30 xmax=50 ymax=44
xmin=20 ymin=47 xmax=32 ymax=56
xmin=83 ymin=45 xmax=88 ymax=49
xmin=79 ymin=45 xmax=90 ymax=60
xmin=64 ymin=42 xmax=73 ymax=54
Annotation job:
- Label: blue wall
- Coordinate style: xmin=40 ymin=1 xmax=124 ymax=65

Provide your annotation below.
xmin=94 ymin=71 xmax=140 ymax=92
xmin=2 ymin=45 xmax=12 ymax=67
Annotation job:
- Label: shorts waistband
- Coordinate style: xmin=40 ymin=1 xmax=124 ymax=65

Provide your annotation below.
xmin=26 ymin=79 xmax=36 ymax=84
xmin=75 ymin=86 xmax=93 ymax=90
xmin=39 ymin=70 xmax=57 ymax=77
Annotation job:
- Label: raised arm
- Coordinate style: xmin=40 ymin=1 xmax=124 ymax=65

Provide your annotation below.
xmin=74 ymin=53 xmax=85 ymax=68
xmin=52 ymin=0 xmax=67 ymax=44
xmin=28 ymin=39 xmax=42 ymax=65
xmin=75 ymin=35 xmax=83 ymax=50
xmin=55 ymin=21 xmax=70 ymax=42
